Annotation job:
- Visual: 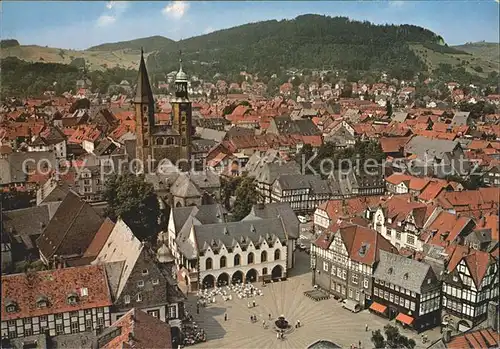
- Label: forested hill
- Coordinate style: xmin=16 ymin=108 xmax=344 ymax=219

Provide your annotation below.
xmin=149 ymin=14 xmax=445 ymax=79
xmin=87 ymin=35 xmax=175 ymax=52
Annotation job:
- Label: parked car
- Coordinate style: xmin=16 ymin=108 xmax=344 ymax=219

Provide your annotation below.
xmin=298 ymin=215 xmax=307 ymax=224
xmin=342 ymin=299 xmax=361 ymax=313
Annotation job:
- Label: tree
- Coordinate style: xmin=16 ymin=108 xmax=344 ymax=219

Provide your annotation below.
xmin=220 ymin=176 xmax=242 ymax=210
xmin=386 ymin=99 xmax=393 ymax=117
xmin=371 ymin=324 xmax=416 ymax=349
xmin=231 ymin=176 xmax=260 ymax=221
xmin=104 ymin=174 xmax=160 ymax=242
xmin=296 ymin=144 xmax=315 ymax=173
xmin=371 ymin=329 xmax=385 ymax=349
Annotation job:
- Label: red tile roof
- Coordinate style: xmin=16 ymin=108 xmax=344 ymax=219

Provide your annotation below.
xmin=1 ymin=264 xmax=112 ymax=320
xmin=446 ymin=328 xmax=499 ymax=349
xmin=426 ymin=211 xmax=472 ymax=247
xmin=101 ymin=308 xmax=173 ymax=349
xmin=315 ymin=224 xmax=396 ymax=266
xmin=83 ymin=218 xmax=116 ymax=258
xmin=475 ymin=214 xmax=499 ymax=241
xmin=446 ymin=245 xmax=493 ymax=288
xmin=68 ymin=124 xmax=101 ymax=144
xmin=379 ymin=137 xmax=411 ymax=153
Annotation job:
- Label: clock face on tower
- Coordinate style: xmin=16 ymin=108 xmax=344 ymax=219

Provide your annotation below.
xmin=176 ymin=83 xmax=186 ymax=93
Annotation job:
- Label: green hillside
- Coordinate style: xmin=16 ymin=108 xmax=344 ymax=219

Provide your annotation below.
xmin=149 ymin=14 xmax=445 ymax=79
xmin=453 ymin=42 xmax=499 ymax=64
xmin=87 ymin=35 xmax=175 ymax=53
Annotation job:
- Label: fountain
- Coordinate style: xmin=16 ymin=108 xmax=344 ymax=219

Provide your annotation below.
xmin=275 ymin=315 xmax=290 ymax=330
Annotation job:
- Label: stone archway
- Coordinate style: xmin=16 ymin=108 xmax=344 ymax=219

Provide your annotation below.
xmin=217 ymin=272 xmax=229 ymax=287
xmin=246 ymin=268 xmax=258 ymax=283
xmin=271 ymin=265 xmax=283 ymax=279
xmin=231 ymin=270 xmax=244 ymax=285
xmin=202 ymin=274 xmax=215 ymax=289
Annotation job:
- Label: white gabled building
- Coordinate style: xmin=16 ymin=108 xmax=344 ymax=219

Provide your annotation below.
xmin=1 ymin=265 xmax=112 ymax=339
xmin=441 ymin=245 xmax=499 ymax=333
xmin=177 ymin=218 xmax=291 ymax=291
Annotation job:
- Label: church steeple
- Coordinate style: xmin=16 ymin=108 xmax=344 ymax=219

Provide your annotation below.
xmin=134 ymin=48 xmax=154 ymax=106
xmin=175 ymin=51 xmax=188 ymax=99
xmin=133 ymin=48 xmax=155 ymax=168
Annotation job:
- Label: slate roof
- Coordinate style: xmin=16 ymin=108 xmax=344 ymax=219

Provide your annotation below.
xmin=39 ymin=125 xmax=66 ymax=145
xmin=192 ymin=139 xmax=217 ymax=153
xmin=170 ymin=170 xmax=220 ymax=198
xmin=392 ymin=111 xmax=409 ymax=123
xmin=253 ymin=161 xmax=301 ymax=185
xmin=93 ymin=138 xmax=118 ymax=157
xmin=1 ymin=264 xmax=112 ymax=320
xmin=0 ymin=151 xmax=56 ymax=185
xmin=195 ymin=127 xmax=226 ymax=142
xmin=243 ymin=203 xmax=300 ymax=239
xmin=272 ymin=115 xmax=321 ymax=136
xmin=451 ymin=111 xmax=470 ymax=126
xmin=276 ymin=174 xmax=331 ymax=194
xmin=170 ymin=174 xmax=201 ymax=198
xmin=36 ymin=191 xmax=104 ymax=260
xmin=405 ymin=136 xmax=459 ymax=159
xmin=187 ymin=218 xmax=287 ymax=258
xmin=171 ymin=204 xmax=227 ymax=236
xmin=374 ymin=250 xmax=435 ymax=294
xmin=245 ymin=149 xmax=282 ymax=175
xmin=2 ymin=204 xmax=60 ymax=250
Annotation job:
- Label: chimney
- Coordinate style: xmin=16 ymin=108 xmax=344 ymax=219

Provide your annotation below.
xmin=487 ymin=301 xmax=499 ymax=331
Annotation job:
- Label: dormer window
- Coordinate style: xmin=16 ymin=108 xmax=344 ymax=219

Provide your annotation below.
xmin=403 ymin=273 xmax=409 ymax=280
xmin=142 ymin=269 xmax=149 ymax=276
xmin=388 ymin=268 xmax=393 ymax=275
xmin=36 ymin=295 xmax=49 ymax=308
xmin=5 ymin=299 xmax=17 ymax=313
xmin=67 ymin=293 xmax=78 ymax=305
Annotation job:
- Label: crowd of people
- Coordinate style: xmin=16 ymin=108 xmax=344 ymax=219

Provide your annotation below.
xmin=182 ymin=310 xmax=207 ymax=346
xmin=197 ymin=282 xmax=263 ymax=308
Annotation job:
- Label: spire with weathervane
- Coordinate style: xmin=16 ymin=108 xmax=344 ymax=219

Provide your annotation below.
xmin=175 ymin=50 xmax=188 ymax=99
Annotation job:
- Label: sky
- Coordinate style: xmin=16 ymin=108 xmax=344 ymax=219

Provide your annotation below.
xmin=2 ymin=1 xmax=499 ymax=50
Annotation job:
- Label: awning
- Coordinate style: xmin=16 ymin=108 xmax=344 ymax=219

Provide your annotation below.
xmin=396 ymin=313 xmax=414 ymax=325
xmin=369 ymin=302 xmax=387 ymax=313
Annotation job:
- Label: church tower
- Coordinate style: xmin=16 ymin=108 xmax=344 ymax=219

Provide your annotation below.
xmin=133 ymin=49 xmax=155 ymax=168
xmin=170 ymin=57 xmax=192 ymax=170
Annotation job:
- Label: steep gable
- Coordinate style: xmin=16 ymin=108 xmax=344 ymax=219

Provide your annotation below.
xmin=36 ymin=191 xmax=103 ymax=260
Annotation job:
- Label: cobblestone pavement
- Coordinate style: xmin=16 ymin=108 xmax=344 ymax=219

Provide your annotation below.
xmin=186 ymin=251 xmax=441 ymax=349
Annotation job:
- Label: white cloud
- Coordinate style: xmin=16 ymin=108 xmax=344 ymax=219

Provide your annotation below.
xmin=96 ymin=1 xmax=129 ymax=27
xmin=162 ymin=1 xmax=189 ymax=19
xmin=96 ymin=14 xmax=116 ymax=27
